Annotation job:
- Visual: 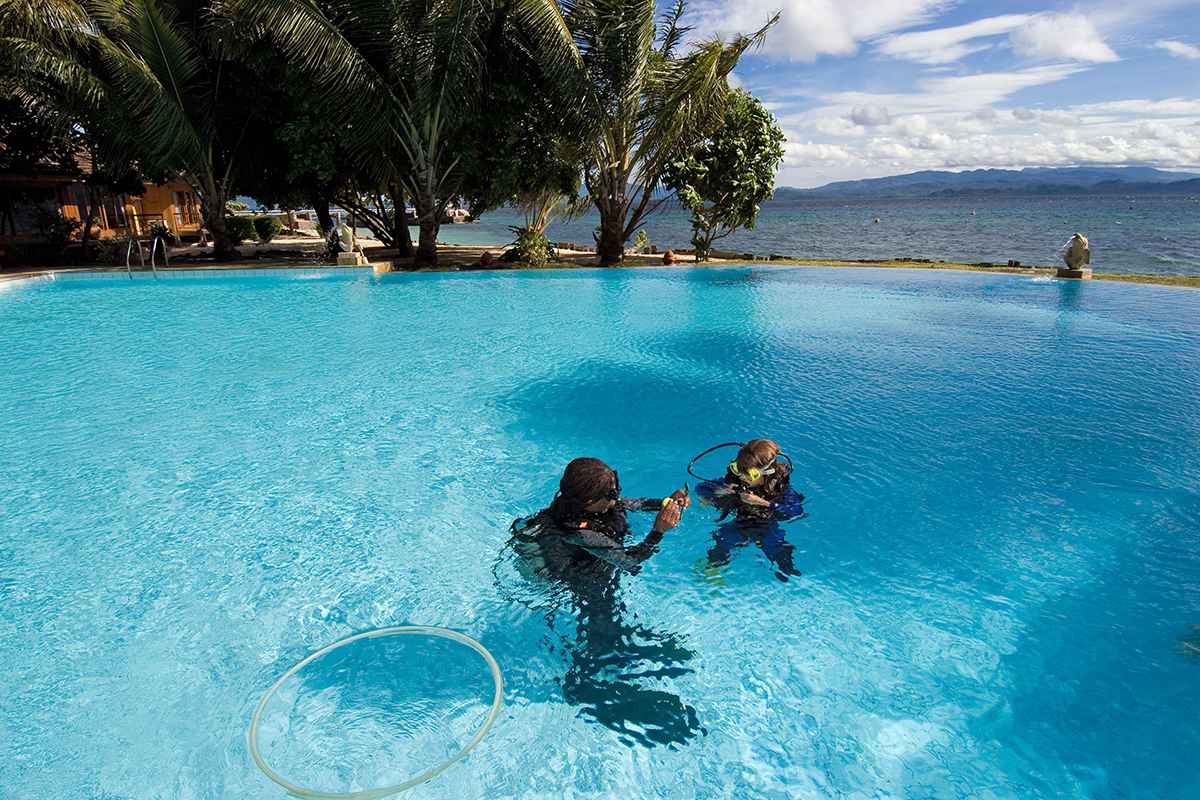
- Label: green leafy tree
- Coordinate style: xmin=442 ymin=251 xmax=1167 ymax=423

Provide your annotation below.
xmin=0 ymin=92 xmax=81 ymax=176
xmin=229 ymin=0 xmax=582 ymax=264
xmin=0 ymin=0 xmax=260 ymax=261
xmin=664 ymin=88 xmax=784 ymax=261
xmin=219 ymin=43 xmax=415 ymax=255
xmin=565 ymin=0 xmax=776 ymax=263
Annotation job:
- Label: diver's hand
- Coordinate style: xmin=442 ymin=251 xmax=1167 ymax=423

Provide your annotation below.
xmin=670 ymin=486 xmax=691 ymax=510
xmin=741 ymin=492 xmax=770 ymax=507
xmin=652 ymin=499 xmax=683 ymax=533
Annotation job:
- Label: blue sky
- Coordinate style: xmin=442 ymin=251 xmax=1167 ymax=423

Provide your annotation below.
xmin=684 ymin=0 xmax=1200 ymax=187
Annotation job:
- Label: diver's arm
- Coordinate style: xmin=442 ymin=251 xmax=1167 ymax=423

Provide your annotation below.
xmin=618 ymin=497 xmax=663 ymax=513
xmin=564 ymin=498 xmax=683 ymax=572
xmin=629 ymin=496 xmax=684 ymax=558
xmin=620 ymin=486 xmax=690 ymax=513
xmin=694 ymin=480 xmax=734 ymax=503
xmin=561 ymin=526 xmax=662 ymax=572
xmin=769 ymin=487 xmax=806 ymax=517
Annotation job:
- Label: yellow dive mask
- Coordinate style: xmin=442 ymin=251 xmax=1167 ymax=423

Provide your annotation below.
xmin=729 ymin=461 xmax=775 ymax=483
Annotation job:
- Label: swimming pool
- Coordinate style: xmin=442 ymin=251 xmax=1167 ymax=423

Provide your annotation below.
xmin=1 ymin=266 xmax=1198 ymax=799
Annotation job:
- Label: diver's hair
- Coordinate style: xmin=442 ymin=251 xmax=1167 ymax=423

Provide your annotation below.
xmin=736 ymin=439 xmax=780 ymax=472
xmin=547 ymin=457 xmax=615 ymax=522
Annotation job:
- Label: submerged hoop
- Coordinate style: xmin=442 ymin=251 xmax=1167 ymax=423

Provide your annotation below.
xmin=248 ymin=626 xmax=503 ymax=800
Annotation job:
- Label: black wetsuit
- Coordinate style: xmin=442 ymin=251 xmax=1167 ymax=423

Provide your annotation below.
xmin=507 ymin=498 xmax=704 ymax=747
xmin=511 ymin=496 xmax=666 ymax=579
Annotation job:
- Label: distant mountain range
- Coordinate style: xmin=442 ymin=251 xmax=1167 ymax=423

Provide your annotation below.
xmin=772 ymin=167 xmax=1200 ymax=200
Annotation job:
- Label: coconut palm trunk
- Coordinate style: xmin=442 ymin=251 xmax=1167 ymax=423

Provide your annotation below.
xmin=198 ymin=195 xmax=240 ymax=262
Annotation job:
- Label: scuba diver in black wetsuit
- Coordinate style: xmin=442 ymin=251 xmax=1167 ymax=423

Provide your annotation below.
xmin=693 ymin=439 xmax=806 ymax=582
xmin=515 ymin=457 xmax=690 ymax=576
xmin=507 ymin=457 xmax=703 ymax=747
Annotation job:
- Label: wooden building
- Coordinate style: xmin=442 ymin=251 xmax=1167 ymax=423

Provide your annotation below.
xmin=0 ymin=166 xmax=203 ymax=248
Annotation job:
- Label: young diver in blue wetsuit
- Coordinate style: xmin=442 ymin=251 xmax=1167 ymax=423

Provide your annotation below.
xmin=694 ymin=439 xmax=806 ymax=582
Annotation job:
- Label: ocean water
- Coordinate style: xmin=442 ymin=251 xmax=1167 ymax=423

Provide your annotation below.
xmin=438 ymin=195 xmax=1200 ymax=276
xmin=1 ymin=267 xmax=1198 ymax=799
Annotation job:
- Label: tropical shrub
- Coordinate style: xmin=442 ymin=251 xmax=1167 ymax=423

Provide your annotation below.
xmin=225 ymin=215 xmax=258 ymax=246
xmin=148 ymin=220 xmax=172 ymax=243
xmin=253 ymin=216 xmax=283 ymax=243
xmin=507 ymin=225 xmax=554 ymax=268
xmin=30 ymin=206 xmax=81 ymax=263
xmin=96 ymin=235 xmax=137 ymax=265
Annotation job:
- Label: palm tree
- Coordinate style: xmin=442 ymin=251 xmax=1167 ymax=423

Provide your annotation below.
xmin=229 ymin=0 xmax=583 ymax=264
xmin=0 ymin=0 xmax=259 ymax=261
xmin=564 ymin=0 xmax=775 ymax=262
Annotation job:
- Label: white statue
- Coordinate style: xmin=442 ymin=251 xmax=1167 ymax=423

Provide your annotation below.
xmin=338 ymin=222 xmax=362 ymax=254
xmin=1063 ymin=233 xmax=1090 ymax=269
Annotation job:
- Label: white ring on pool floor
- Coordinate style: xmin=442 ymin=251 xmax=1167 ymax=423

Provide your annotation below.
xmin=248 ymin=626 xmax=504 ymax=800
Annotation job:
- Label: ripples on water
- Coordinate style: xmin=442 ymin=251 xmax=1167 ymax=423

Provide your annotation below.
xmin=0 ymin=268 xmax=1198 ymax=799
xmin=441 ymin=195 xmax=1200 ymax=276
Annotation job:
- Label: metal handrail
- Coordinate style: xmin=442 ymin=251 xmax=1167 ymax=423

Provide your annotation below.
xmin=125 ymin=237 xmax=144 ymax=276
xmin=148 ymin=235 xmax=167 ymax=272
xmin=125 ymin=234 xmax=167 ymax=277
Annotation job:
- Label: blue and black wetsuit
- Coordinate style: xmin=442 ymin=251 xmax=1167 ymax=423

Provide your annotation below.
xmin=696 ymin=465 xmax=806 ymax=581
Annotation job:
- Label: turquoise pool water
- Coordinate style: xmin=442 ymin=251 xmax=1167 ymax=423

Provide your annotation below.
xmin=1 ymin=266 xmax=1198 ymax=799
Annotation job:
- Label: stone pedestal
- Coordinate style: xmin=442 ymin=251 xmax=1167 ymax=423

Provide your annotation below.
xmin=1056 ymin=267 xmax=1092 ymax=280
xmin=337 ymin=251 xmax=367 ymax=266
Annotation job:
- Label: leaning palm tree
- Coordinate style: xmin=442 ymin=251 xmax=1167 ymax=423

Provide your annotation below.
xmin=564 ymin=0 xmax=776 ymax=262
xmin=230 ymin=0 xmax=584 ymax=264
xmin=0 ymin=0 xmax=255 ymax=261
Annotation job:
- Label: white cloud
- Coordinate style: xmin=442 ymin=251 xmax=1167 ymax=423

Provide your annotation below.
xmin=865 ymin=139 xmax=915 ymax=162
xmin=687 ymin=0 xmax=954 ymax=62
xmin=1071 ymin=97 xmax=1200 ymax=117
xmin=877 ymin=14 xmax=1031 ymax=64
xmin=850 ymin=103 xmax=892 ymax=126
xmin=1135 ymin=121 xmax=1177 ymax=139
xmin=808 ymin=65 xmax=1090 ymax=120
xmin=912 ymin=132 xmax=955 ymax=150
xmin=1039 ymin=110 xmax=1082 ymax=128
xmin=813 ymin=116 xmax=867 ymax=138
xmin=1009 ymin=106 xmax=1082 ymax=127
xmin=891 ymin=115 xmax=936 ymax=136
xmin=1155 ymin=40 xmax=1200 ymax=60
xmin=1010 ymin=13 xmax=1120 ymax=63
xmin=954 ymin=107 xmax=1000 ymax=134
xmin=803 ymin=130 xmax=1191 ymax=170
xmin=782 ymin=139 xmax=859 ymax=165
xmin=775 ymin=126 xmax=1200 ymax=186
